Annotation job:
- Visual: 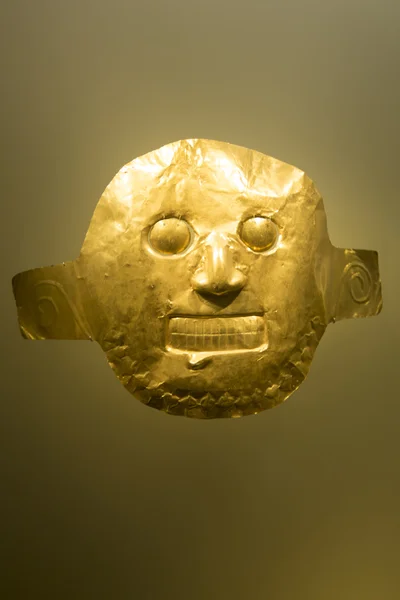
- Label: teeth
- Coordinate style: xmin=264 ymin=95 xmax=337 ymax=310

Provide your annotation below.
xmin=168 ymin=316 xmax=265 ymax=352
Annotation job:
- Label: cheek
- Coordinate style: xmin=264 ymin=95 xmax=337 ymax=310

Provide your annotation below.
xmin=124 ymin=256 xmax=198 ymax=350
xmin=141 ymin=253 xmax=196 ymax=294
xmin=249 ymin=250 xmax=317 ymax=314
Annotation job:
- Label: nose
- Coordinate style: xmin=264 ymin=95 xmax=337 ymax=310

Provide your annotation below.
xmin=191 ymin=232 xmax=246 ymax=296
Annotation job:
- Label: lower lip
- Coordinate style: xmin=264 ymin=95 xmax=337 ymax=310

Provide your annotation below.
xmin=167 ymin=315 xmax=266 ymax=353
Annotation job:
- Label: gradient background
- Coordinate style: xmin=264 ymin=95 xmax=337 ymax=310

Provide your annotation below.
xmin=1 ymin=1 xmax=399 ymax=598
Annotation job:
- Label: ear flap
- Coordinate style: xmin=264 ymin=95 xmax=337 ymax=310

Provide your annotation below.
xmin=12 ymin=261 xmax=93 ymax=340
xmin=331 ymin=248 xmax=382 ymax=322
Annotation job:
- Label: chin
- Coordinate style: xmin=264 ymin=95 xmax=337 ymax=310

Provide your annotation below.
xmin=102 ymin=311 xmax=326 ymax=419
xmin=116 ymin=352 xmax=304 ymax=419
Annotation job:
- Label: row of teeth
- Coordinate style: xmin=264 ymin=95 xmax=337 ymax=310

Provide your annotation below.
xmin=168 ymin=316 xmax=265 ymax=352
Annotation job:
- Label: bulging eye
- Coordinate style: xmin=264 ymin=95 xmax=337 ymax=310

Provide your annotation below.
xmin=148 ymin=218 xmax=192 ymax=255
xmin=238 ymin=216 xmax=279 ymax=252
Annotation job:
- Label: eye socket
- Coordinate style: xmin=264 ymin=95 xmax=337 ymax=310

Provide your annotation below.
xmin=148 ymin=218 xmax=192 ymax=255
xmin=238 ymin=216 xmax=279 ymax=252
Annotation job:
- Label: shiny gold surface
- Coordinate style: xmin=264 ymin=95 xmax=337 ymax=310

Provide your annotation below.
xmin=239 ymin=216 xmax=279 ymax=252
xmin=12 ymin=139 xmax=382 ymax=419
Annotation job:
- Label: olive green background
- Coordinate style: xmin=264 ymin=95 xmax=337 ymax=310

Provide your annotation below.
xmin=1 ymin=1 xmax=399 ymax=599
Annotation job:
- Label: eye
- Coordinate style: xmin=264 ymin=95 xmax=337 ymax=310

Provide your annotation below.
xmin=238 ymin=216 xmax=279 ymax=252
xmin=148 ymin=218 xmax=192 ymax=255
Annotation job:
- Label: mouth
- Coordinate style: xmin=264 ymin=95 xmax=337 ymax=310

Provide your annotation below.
xmin=167 ymin=315 xmax=267 ymax=353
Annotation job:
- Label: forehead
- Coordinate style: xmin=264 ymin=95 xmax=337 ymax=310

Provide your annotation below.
xmin=84 ymin=140 xmax=322 ymax=242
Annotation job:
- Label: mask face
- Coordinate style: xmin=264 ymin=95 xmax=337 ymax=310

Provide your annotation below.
xmin=12 ymin=140 xmax=382 ymax=419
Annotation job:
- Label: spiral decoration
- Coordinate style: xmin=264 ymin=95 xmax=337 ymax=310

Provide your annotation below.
xmin=345 ymin=262 xmax=372 ymax=304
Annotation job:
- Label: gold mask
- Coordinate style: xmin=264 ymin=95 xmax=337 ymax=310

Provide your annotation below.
xmin=12 ymin=139 xmax=382 ymax=419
